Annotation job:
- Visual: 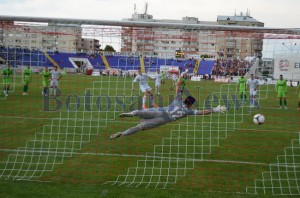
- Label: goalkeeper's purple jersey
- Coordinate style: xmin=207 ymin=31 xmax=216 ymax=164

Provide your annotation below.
xmin=164 ymin=93 xmax=198 ymax=121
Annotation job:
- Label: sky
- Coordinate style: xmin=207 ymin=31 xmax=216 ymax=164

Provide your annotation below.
xmin=0 ymin=0 xmax=299 ymax=28
xmin=0 ymin=0 xmax=299 ymax=56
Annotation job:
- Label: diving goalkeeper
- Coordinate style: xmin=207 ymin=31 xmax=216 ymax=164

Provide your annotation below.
xmin=110 ymin=69 xmax=227 ymax=139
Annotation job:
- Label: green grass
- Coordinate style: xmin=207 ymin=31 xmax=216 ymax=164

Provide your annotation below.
xmin=0 ymin=74 xmax=299 ymax=197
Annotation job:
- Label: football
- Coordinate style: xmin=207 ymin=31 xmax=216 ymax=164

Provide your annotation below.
xmin=253 ymin=114 xmax=265 ymax=125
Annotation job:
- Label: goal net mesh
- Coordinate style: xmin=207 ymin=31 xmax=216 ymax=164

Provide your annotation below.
xmin=0 ymin=20 xmax=299 ymax=195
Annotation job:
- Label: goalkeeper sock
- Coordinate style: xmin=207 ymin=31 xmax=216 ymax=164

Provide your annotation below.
xmin=298 ymin=101 xmax=300 ymax=107
xmin=284 ymin=100 xmax=287 ymax=106
xmin=23 ymin=85 xmax=26 ymax=92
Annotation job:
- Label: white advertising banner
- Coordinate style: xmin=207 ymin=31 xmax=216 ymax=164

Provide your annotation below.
xmin=273 ymin=54 xmax=300 ymax=80
xmin=160 ymin=66 xmax=179 ymax=73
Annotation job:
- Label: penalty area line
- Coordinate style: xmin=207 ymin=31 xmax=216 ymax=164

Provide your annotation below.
xmin=0 ymin=148 xmax=274 ymax=167
xmin=0 ymin=115 xmax=53 ymax=120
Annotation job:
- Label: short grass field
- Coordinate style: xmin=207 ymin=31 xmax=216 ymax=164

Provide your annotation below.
xmin=0 ymin=73 xmax=299 ymax=198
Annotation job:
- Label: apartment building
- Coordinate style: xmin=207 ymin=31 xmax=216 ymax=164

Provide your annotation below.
xmin=0 ymin=21 xmax=100 ymax=52
xmin=121 ymin=11 xmax=264 ymax=59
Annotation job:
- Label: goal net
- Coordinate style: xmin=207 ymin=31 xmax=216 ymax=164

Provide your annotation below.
xmin=0 ymin=18 xmax=299 ymax=196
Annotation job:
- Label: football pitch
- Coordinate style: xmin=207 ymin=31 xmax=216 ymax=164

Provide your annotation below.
xmin=0 ymin=74 xmax=299 ymax=197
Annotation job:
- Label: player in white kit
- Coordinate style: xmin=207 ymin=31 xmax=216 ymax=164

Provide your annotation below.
xmin=132 ymin=68 xmax=158 ymax=109
xmin=246 ymin=74 xmax=260 ymax=108
xmin=110 ymin=69 xmax=227 ymax=139
xmin=50 ymin=66 xmax=62 ymax=96
xmin=171 ymin=73 xmax=178 ymax=87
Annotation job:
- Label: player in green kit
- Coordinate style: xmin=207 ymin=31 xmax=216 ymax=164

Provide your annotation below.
xmin=40 ymin=67 xmax=51 ymax=96
xmin=296 ymin=83 xmax=300 ymax=111
xmin=180 ymin=72 xmax=187 ymax=93
xmin=23 ymin=65 xmax=32 ymax=95
xmin=276 ymin=74 xmax=288 ymax=110
xmin=238 ymin=75 xmax=247 ymax=103
xmin=2 ymin=63 xmax=13 ymax=97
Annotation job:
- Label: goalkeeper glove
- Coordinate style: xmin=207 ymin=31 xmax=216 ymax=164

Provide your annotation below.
xmin=212 ymin=105 xmax=227 ymax=113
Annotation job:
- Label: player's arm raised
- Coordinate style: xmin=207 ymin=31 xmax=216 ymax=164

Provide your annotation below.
xmin=195 ymin=105 xmax=227 ymax=115
xmin=176 ymin=69 xmax=188 ymax=93
xmin=146 ymin=73 xmax=155 ymax=80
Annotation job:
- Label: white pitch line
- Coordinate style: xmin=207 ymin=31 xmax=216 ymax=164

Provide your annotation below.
xmin=0 ymin=148 xmax=145 ymax=158
xmin=0 ymin=115 xmax=52 ymax=120
xmin=234 ymin=128 xmax=300 ymax=134
xmin=0 ymin=148 xmax=274 ymax=167
xmin=259 ymin=106 xmax=300 ymax=111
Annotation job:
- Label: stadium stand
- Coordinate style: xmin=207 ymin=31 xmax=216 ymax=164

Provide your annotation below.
xmin=1 ymin=47 xmax=254 ymax=76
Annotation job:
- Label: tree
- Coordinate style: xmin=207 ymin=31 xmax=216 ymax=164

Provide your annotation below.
xmin=104 ymin=45 xmax=115 ymax=52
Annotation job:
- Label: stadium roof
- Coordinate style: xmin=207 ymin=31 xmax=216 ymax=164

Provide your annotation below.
xmin=0 ymin=15 xmax=300 ymax=35
xmin=217 ymin=15 xmax=262 ymax=23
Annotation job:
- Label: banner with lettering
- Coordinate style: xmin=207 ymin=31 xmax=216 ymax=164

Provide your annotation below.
xmin=273 ymin=53 xmax=300 ymax=80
